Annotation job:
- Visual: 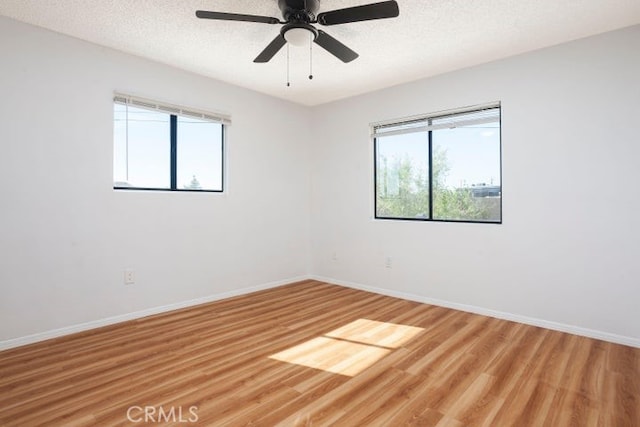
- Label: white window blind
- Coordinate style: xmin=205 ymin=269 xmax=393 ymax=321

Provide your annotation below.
xmin=113 ymin=93 xmax=232 ymax=125
xmin=372 ymin=103 xmax=499 ymax=138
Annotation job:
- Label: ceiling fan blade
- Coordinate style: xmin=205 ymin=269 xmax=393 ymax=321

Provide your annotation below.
xmin=314 ymin=30 xmax=359 ymax=63
xmin=196 ymin=10 xmax=280 ymax=24
xmin=317 ymin=1 xmax=399 ymax=26
xmin=254 ymin=34 xmax=287 ymax=63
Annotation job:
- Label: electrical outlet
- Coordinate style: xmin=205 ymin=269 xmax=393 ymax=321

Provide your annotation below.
xmin=124 ymin=269 xmax=135 ymax=285
xmin=385 ymin=256 xmax=392 ymax=269
xmin=332 ymin=251 xmax=338 ymax=261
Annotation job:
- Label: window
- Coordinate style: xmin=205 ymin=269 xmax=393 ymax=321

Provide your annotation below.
xmin=374 ymin=104 xmax=501 ymax=223
xmin=113 ymin=94 xmax=229 ymax=192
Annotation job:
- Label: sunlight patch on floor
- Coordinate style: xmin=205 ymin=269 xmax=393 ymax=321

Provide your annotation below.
xmin=269 ymin=319 xmax=424 ymax=376
xmin=325 ymin=318 xmax=425 ymax=348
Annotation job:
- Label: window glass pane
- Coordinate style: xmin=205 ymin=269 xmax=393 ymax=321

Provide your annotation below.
xmin=177 ymin=117 xmax=223 ymax=191
xmin=432 ymin=121 xmax=501 ymax=222
xmin=375 ymin=132 xmax=430 ymax=219
xmin=113 ymin=104 xmax=170 ymax=189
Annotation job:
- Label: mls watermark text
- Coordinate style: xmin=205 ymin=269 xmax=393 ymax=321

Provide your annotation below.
xmin=126 ymin=405 xmax=198 ymax=423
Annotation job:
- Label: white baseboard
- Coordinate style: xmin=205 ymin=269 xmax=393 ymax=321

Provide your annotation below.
xmin=0 ymin=276 xmax=310 ymax=351
xmin=4 ymin=275 xmax=638 ymax=351
xmin=310 ymin=275 xmax=640 ymax=348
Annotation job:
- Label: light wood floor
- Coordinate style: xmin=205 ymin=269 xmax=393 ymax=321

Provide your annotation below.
xmin=1 ymin=280 xmax=638 ymax=426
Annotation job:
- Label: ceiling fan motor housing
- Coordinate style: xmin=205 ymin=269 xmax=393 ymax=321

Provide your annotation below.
xmin=278 ymin=0 xmax=320 ymax=22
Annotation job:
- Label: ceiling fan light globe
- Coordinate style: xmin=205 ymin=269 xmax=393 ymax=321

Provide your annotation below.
xmin=284 ymin=27 xmax=312 ymax=46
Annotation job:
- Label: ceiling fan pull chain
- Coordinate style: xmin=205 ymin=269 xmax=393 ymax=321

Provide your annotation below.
xmin=309 ymin=32 xmax=313 ymax=80
xmin=286 ymin=43 xmax=291 ymax=87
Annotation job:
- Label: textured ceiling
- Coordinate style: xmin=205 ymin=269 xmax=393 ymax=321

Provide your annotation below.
xmin=1 ymin=0 xmax=639 ymax=106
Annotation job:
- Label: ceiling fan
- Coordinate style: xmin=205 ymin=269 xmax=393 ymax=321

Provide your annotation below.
xmin=196 ymin=0 xmax=400 ymax=64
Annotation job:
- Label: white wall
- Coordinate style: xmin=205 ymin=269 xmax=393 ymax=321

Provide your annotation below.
xmin=309 ymin=25 xmax=640 ymax=345
xmin=0 ymin=16 xmax=311 ymax=343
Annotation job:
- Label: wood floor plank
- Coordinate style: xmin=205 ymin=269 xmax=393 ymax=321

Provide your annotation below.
xmin=1 ymin=280 xmax=639 ymax=426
